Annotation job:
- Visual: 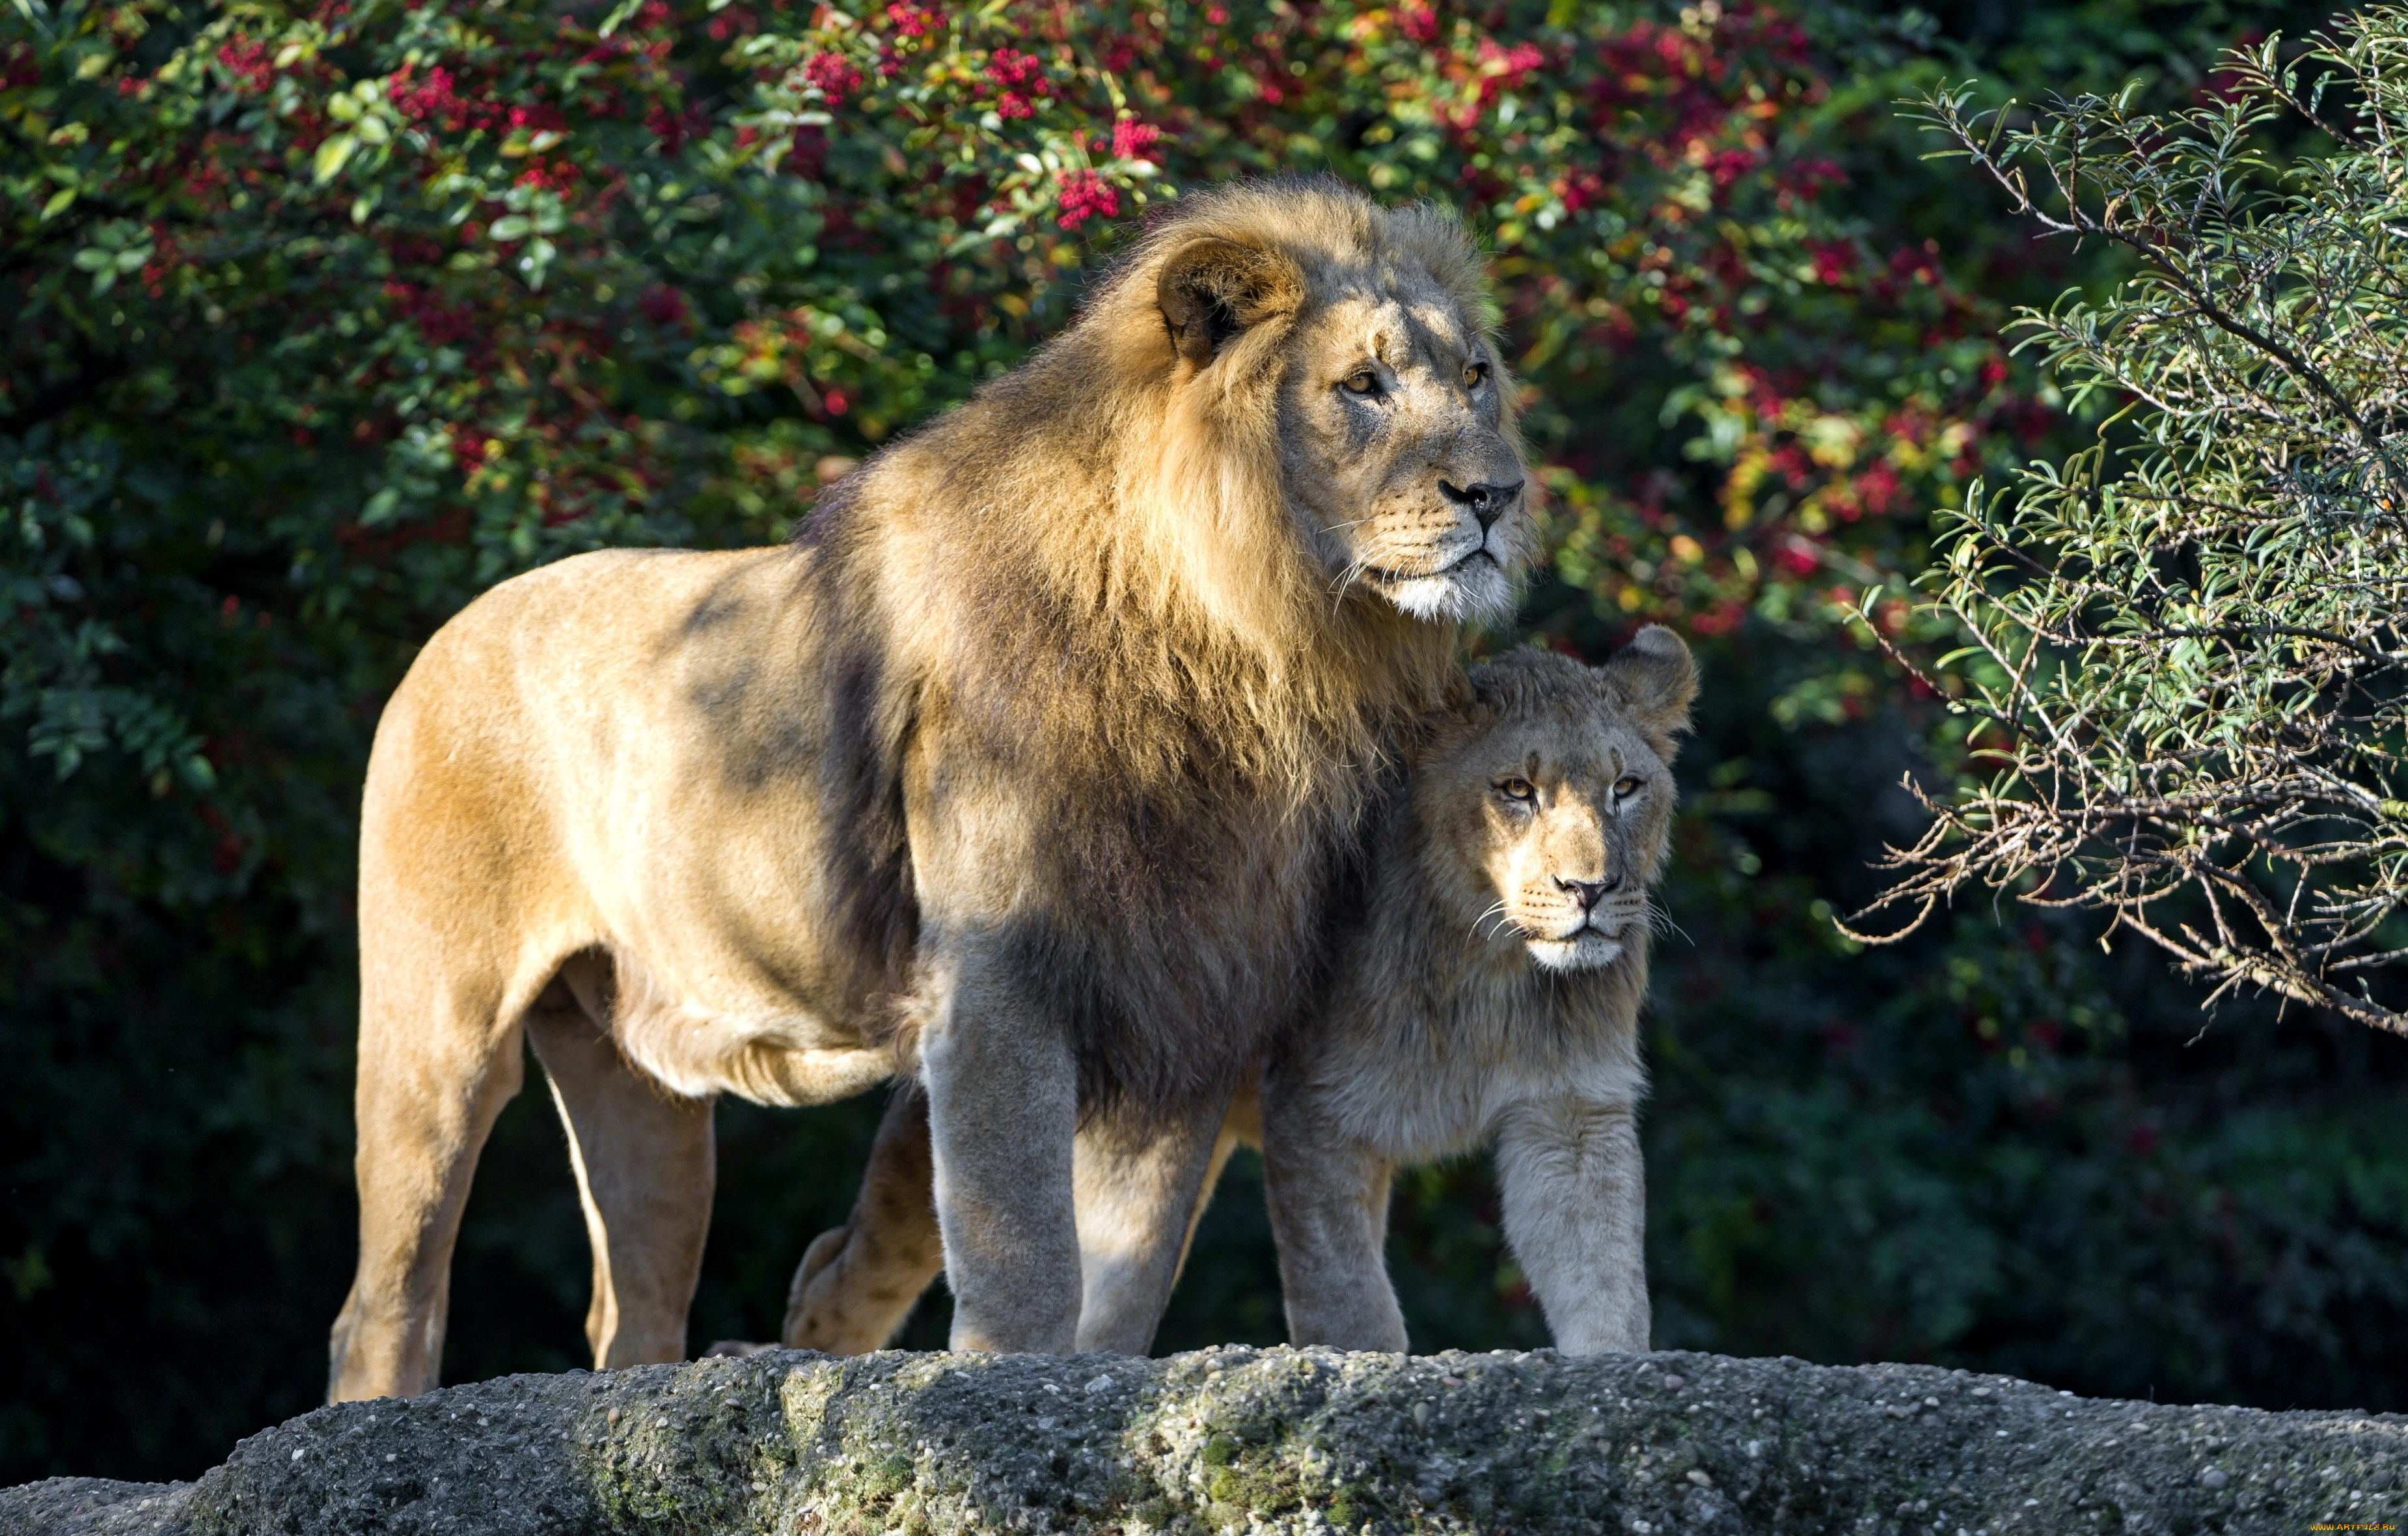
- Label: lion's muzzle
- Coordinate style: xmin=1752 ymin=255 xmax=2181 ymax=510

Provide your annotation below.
xmin=1363 ymin=477 xmax=1526 ymax=622
xmin=1438 ymin=477 xmax=1524 ymax=529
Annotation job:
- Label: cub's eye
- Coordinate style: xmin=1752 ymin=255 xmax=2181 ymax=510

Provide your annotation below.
xmin=1496 ymin=777 xmax=1536 ymax=804
xmin=1340 ymin=369 xmax=1381 ymax=396
xmin=1462 ymin=360 xmax=1490 ymax=389
xmin=1612 ymin=775 xmax=1643 ymax=800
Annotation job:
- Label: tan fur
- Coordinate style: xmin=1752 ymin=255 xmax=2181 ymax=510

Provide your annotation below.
xmin=780 ymin=1086 xmax=943 ymax=1354
xmin=787 ymin=631 xmax=1696 ymax=1358
xmin=329 ymin=178 xmax=1529 ymax=1399
xmin=781 ymin=1083 xmax=1264 ymax=1356
xmin=1263 ymin=629 xmax=1695 ymax=1354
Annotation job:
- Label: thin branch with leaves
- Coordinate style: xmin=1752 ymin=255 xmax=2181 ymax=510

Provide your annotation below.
xmin=1855 ymin=8 xmax=2408 ymax=1034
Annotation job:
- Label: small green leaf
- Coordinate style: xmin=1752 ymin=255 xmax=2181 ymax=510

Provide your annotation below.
xmin=313 ymin=133 xmax=356 ymax=184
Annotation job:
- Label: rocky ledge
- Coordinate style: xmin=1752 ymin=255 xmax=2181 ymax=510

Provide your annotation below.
xmin=5 ymin=1347 xmax=2401 ymax=1535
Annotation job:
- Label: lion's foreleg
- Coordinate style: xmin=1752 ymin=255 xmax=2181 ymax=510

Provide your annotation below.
xmin=1071 ymin=1093 xmax=1237 ymax=1355
xmin=1259 ymin=1068 xmax=1408 ymax=1352
xmin=1492 ymin=1095 xmax=1649 ymax=1354
xmin=779 ymin=1082 xmax=1248 ymax=1357
xmin=920 ymin=967 xmax=1082 ymax=1354
xmin=782 ymin=1084 xmax=946 ymax=1353
xmin=526 ymin=958 xmax=714 ymax=1371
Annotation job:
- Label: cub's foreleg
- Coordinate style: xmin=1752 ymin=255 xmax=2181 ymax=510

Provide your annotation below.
xmin=526 ymin=952 xmax=714 ymax=1371
xmin=1491 ymin=1095 xmax=1650 ymax=1354
xmin=783 ymin=1085 xmax=945 ymax=1353
xmin=1258 ymin=1069 xmax=1408 ymax=1352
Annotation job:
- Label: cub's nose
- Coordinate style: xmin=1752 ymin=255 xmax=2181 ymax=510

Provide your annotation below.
xmin=1557 ymin=874 xmax=1619 ymax=912
xmin=1439 ymin=478 xmax=1524 ymax=532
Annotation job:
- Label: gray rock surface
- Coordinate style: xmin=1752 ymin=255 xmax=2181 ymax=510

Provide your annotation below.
xmin=5 ymin=1347 xmax=2401 ymax=1535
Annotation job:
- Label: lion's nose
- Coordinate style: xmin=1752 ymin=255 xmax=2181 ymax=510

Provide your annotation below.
xmin=1439 ymin=478 xmax=1524 ymax=532
xmin=1557 ymin=874 xmax=1618 ymax=912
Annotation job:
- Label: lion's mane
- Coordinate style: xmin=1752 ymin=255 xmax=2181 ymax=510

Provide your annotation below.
xmin=791 ymin=178 xmax=1507 ymax=1112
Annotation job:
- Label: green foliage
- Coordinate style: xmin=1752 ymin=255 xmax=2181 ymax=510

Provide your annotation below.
xmin=1867 ymin=12 xmax=2408 ymax=1033
xmin=2 ymin=0 xmax=2403 ymax=1485
xmin=1634 ymin=651 xmax=2408 ymax=1408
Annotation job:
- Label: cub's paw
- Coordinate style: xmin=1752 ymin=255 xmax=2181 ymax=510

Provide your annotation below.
xmin=702 ymin=1339 xmax=775 ymax=1358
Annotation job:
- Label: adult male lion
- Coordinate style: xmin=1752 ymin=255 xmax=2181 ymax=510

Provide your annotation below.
xmin=329 ymin=178 xmax=1529 ymax=1401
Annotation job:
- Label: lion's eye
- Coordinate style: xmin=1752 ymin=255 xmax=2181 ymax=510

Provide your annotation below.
xmin=1463 ymin=361 xmax=1489 ymax=389
xmin=1497 ymin=777 xmax=1536 ymax=804
xmin=1341 ymin=369 xmax=1381 ymax=396
xmin=1613 ymin=775 xmax=1643 ymax=800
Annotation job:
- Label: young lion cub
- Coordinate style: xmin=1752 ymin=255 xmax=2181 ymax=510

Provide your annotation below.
xmin=1257 ymin=627 xmax=1693 ymax=1354
xmin=781 ymin=629 xmax=1695 ymax=1356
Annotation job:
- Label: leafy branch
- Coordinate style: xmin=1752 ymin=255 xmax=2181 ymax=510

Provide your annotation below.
xmin=1858 ymin=10 xmax=2408 ymax=1034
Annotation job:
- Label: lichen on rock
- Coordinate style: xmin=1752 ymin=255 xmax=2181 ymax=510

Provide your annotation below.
xmin=5 ymin=1347 xmax=2403 ymax=1535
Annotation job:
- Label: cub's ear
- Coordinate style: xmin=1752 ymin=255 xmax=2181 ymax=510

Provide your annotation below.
xmin=1601 ymin=624 xmax=1697 ymax=761
xmin=1157 ymin=236 xmax=1304 ymax=370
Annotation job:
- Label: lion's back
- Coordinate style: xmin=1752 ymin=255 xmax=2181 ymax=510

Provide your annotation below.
xmin=360 ymin=543 xmax=825 ymax=937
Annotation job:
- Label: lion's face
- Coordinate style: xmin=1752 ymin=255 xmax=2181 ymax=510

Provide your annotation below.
xmin=1414 ymin=635 xmax=1695 ymax=973
xmin=1278 ymin=280 xmax=1529 ymax=624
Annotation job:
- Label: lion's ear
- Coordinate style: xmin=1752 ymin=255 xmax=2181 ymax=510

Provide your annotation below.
xmin=1601 ymin=625 xmax=1697 ymax=761
xmin=1157 ymin=236 xmax=1304 ymax=370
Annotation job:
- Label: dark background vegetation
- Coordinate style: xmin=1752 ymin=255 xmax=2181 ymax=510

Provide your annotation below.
xmin=5 ymin=0 xmax=2403 ymax=1485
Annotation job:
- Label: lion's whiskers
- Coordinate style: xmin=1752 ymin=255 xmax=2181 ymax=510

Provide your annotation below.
xmin=1330 ymin=553 xmax=1375 ymax=614
xmin=1468 ymin=899 xmax=1519 ymax=944
xmin=1643 ymin=898 xmax=1690 ymax=945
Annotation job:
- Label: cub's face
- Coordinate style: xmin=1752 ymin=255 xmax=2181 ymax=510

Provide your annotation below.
xmin=1414 ymin=638 xmax=1693 ymax=973
xmin=1278 ymin=277 xmax=1530 ymax=624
